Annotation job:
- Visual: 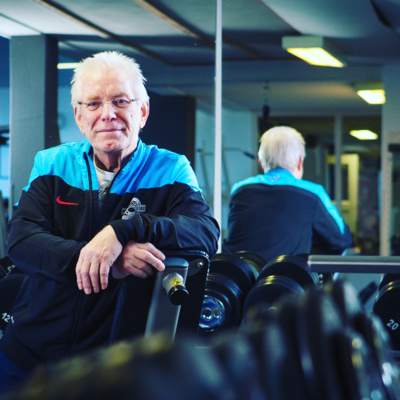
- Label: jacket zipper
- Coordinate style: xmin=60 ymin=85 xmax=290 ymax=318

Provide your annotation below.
xmin=66 ymin=153 xmax=95 ymax=355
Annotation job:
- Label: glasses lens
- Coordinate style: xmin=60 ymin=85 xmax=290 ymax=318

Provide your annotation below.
xmin=112 ymin=99 xmax=130 ymax=108
xmin=87 ymin=101 xmax=102 ymax=111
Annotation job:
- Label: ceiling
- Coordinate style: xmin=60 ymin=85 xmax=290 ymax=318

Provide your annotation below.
xmin=1 ymin=0 xmax=400 ymax=150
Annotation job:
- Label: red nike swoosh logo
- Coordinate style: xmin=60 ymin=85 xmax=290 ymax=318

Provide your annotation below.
xmin=56 ymin=196 xmax=79 ymax=206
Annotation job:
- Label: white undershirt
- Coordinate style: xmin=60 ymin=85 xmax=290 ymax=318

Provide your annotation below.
xmin=94 ymin=161 xmax=116 ymax=201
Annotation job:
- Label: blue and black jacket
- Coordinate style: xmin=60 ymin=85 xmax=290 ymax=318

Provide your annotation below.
xmin=3 ymin=139 xmax=220 ymax=369
xmin=223 ymin=168 xmax=353 ymax=264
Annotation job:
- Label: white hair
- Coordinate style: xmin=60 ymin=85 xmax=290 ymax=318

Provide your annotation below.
xmin=70 ymin=51 xmax=149 ymax=106
xmin=258 ymin=126 xmax=306 ymax=172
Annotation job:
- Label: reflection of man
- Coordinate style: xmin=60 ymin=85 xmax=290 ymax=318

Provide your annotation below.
xmin=223 ymin=126 xmax=352 ymax=264
xmin=0 ymin=51 xmax=220 ymax=393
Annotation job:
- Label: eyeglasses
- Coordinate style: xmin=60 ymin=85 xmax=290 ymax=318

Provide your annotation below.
xmin=77 ymin=98 xmax=139 ymax=111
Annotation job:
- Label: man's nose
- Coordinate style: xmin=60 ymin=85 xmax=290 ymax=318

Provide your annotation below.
xmin=101 ymin=100 xmax=117 ymax=119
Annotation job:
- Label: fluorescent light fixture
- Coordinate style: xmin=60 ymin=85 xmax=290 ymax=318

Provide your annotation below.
xmin=350 ymin=130 xmax=378 ymax=140
xmin=354 ymin=82 xmax=385 ymax=104
xmin=357 ymin=90 xmax=385 ymax=104
xmin=282 ymin=35 xmax=345 ymax=68
xmin=57 ymin=63 xmax=80 ymax=70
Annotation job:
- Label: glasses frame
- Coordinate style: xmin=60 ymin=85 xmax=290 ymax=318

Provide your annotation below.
xmin=77 ymin=98 xmax=140 ymax=111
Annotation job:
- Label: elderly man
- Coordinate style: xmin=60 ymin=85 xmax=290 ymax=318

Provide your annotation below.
xmin=0 ymin=51 xmax=219 ymax=393
xmin=223 ymin=125 xmax=352 ymax=264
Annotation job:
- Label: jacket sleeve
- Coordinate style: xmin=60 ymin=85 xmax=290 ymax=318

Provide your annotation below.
xmin=109 ymin=157 xmax=220 ymax=257
xmin=311 ymin=186 xmax=353 ymax=254
xmin=7 ymin=159 xmax=85 ymax=285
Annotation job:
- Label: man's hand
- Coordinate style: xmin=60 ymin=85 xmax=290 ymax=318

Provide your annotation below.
xmin=76 ymin=226 xmax=123 ymax=294
xmin=112 ymin=241 xmax=165 ymax=280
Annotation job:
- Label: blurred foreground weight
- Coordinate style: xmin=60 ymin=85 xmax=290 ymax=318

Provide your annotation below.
xmin=5 ymin=333 xmax=236 ymax=400
xmin=323 ymin=278 xmax=363 ymax=326
xmin=353 ymin=311 xmax=400 ymax=399
xmin=198 ymin=253 xmax=257 ymax=337
xmin=322 ymin=279 xmax=400 ymax=399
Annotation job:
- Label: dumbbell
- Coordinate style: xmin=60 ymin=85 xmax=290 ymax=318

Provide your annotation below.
xmin=0 ymin=256 xmax=16 ymax=280
xmin=234 ymin=251 xmax=265 ymax=280
xmin=373 ymin=279 xmax=400 ymax=351
xmin=374 ymin=273 xmax=400 ymax=346
xmin=0 ymin=266 xmax=25 ymax=338
xmin=378 ymin=273 xmax=400 ymax=291
xmin=242 ymin=254 xmax=319 ymax=323
xmin=198 ymin=252 xmax=256 ymax=338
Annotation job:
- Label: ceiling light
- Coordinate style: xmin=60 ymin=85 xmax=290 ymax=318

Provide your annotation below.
xmin=282 ymin=35 xmax=345 ymax=68
xmin=350 ymin=130 xmax=378 ymax=140
xmin=57 ymin=63 xmax=81 ymax=70
xmin=354 ymin=82 xmax=385 ymax=104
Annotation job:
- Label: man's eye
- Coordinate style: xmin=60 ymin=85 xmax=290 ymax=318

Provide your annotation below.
xmin=88 ymin=101 xmax=101 ymax=107
xmin=115 ymin=99 xmax=128 ymax=106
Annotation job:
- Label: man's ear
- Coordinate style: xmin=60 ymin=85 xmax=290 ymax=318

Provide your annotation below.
xmin=74 ymin=106 xmax=85 ymax=134
xmin=258 ymin=159 xmax=266 ymax=173
xmin=295 ymin=156 xmax=304 ymax=179
xmin=297 ymin=156 xmax=304 ymax=171
xmin=139 ymin=101 xmax=150 ymax=129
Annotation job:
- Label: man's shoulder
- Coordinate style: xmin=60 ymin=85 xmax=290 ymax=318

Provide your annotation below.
xmin=129 ymin=140 xmax=197 ymax=189
xmin=36 ymin=141 xmax=88 ymax=158
xmin=33 ymin=141 xmax=89 ymax=179
xmin=230 ymin=174 xmax=266 ymax=193
xmin=293 ymin=178 xmax=325 ymax=193
xmin=140 ymin=141 xmax=186 ymax=162
xmin=137 ymin=141 xmax=189 ymax=173
xmin=231 ymin=173 xmax=326 ymax=198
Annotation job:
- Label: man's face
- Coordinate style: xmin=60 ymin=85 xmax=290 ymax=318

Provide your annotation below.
xmin=74 ymin=67 xmax=149 ymax=159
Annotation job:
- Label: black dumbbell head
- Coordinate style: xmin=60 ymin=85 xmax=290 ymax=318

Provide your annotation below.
xmin=373 ymin=281 xmax=400 ymax=351
xmin=235 ymin=251 xmax=266 ymax=280
xmin=210 ymin=253 xmax=256 ymax=296
xmin=258 ymin=255 xmax=319 ymax=288
xmin=243 ymin=275 xmax=304 ymax=325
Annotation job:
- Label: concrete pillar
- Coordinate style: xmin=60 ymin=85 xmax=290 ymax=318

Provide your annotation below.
xmin=334 ymin=115 xmax=343 ymax=214
xmin=381 ymin=63 xmax=400 ymax=255
xmin=9 ymin=35 xmax=60 ymax=214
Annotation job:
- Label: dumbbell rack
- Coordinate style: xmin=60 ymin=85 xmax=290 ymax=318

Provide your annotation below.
xmin=309 ymin=254 xmax=400 ymax=359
